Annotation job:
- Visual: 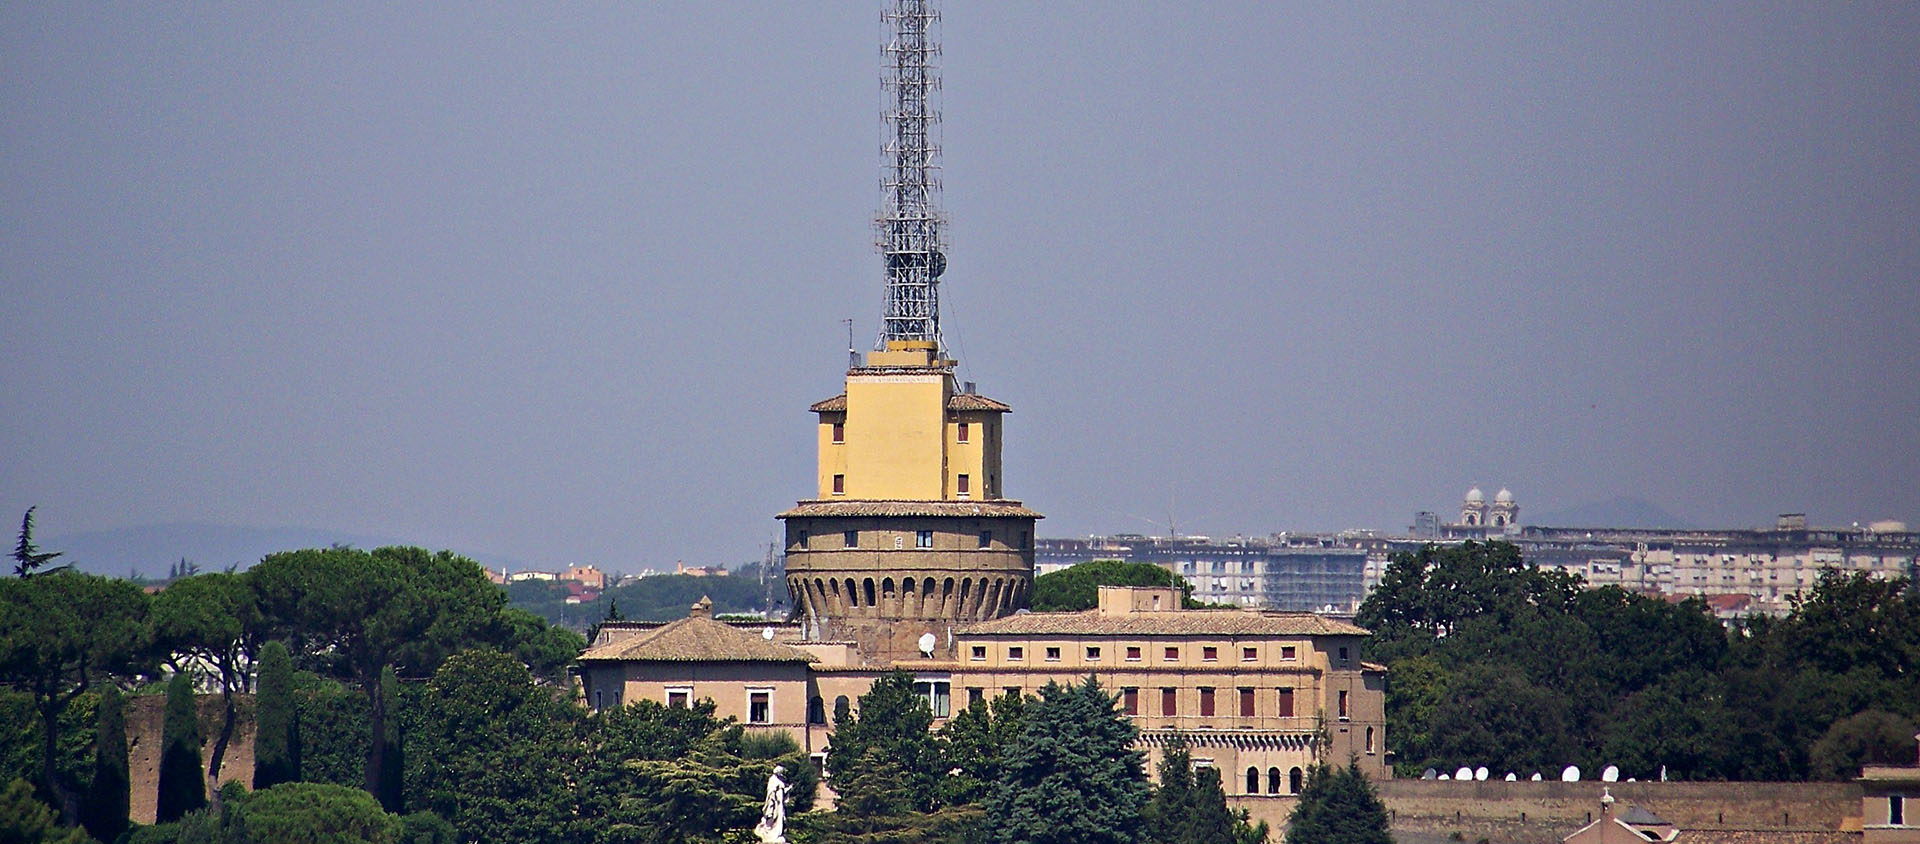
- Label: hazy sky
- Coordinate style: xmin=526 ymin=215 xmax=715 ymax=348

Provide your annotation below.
xmin=6 ymin=3 xmax=1917 ymax=571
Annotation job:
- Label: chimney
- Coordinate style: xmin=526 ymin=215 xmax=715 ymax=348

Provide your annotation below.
xmin=690 ymin=596 xmax=713 ymax=619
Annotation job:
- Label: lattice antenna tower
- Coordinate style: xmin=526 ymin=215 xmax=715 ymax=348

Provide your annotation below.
xmin=876 ymin=0 xmax=947 ymax=350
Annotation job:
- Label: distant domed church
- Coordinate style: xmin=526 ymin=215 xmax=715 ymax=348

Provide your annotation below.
xmin=1458 ymin=486 xmax=1519 ymax=528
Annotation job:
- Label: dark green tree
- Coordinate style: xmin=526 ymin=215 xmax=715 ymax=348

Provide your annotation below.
xmin=1144 ymin=737 xmax=1195 ymax=844
xmin=936 ymin=690 xmax=1027 ymax=807
xmin=1282 ymin=761 xmax=1391 ymax=844
xmin=251 ymin=546 xmax=505 ymax=798
xmin=1808 ymin=710 xmax=1918 ymax=780
xmin=0 ymin=571 xmax=150 ymax=822
xmin=253 ymin=640 xmax=299 ymax=789
xmin=824 ymin=671 xmax=942 ymax=813
xmin=82 ymin=684 xmax=130 ymax=843
xmin=1030 ymin=560 xmax=1199 ymax=612
xmin=500 ymin=607 xmax=587 ymax=686
xmin=375 ymin=666 xmax=403 ymax=813
xmin=158 ymin=672 xmax=207 ymax=823
xmin=12 ymin=508 xmax=70 ymax=578
xmin=234 ymin=782 xmax=402 ymax=844
xmin=0 ymin=778 xmax=91 ymax=844
xmin=401 ymin=649 xmax=581 ymax=844
xmin=986 ymin=677 xmax=1149 ymax=844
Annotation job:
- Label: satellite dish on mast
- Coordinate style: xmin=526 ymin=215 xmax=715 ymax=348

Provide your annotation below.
xmin=1455 ymin=767 xmax=1473 ymax=781
xmin=1602 ymin=765 xmax=1620 ymax=783
xmin=1474 ymin=766 xmax=1489 ymax=781
xmin=1562 ymin=765 xmax=1581 ymax=782
xmin=917 ymin=632 xmax=937 ymax=658
xmin=762 ymin=627 xmax=776 ymax=641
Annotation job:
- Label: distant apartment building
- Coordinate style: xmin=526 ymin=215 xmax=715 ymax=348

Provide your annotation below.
xmin=1037 ymin=534 xmax=1370 ymax=613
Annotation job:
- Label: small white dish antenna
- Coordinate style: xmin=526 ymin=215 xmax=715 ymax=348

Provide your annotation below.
xmin=1562 ymin=765 xmax=1581 ymax=782
xmin=1626 ymin=777 xmax=1636 ymax=782
xmin=1454 ymin=767 xmax=1473 ymax=781
xmin=917 ymin=632 xmax=937 ymax=658
xmin=1421 ymin=768 xmax=1438 ymax=780
xmin=1474 ymin=766 xmax=1489 ymax=781
xmin=1601 ymin=765 xmax=1620 ymax=782
xmin=762 ymin=627 xmax=776 ymax=641
xmin=1530 ymin=772 xmax=1542 ymax=781
xmin=1504 ymin=772 xmax=1517 ymax=781
xmin=1438 ymin=774 xmax=1451 ymax=780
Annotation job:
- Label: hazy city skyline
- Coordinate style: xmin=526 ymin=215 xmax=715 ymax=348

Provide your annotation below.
xmin=6 ymin=4 xmax=1917 ymax=571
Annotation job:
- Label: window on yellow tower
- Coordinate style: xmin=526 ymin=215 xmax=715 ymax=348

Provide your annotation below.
xmin=957 ymin=422 xmax=969 ymax=442
xmin=832 ymin=421 xmax=844 ymax=443
xmin=832 ymin=474 xmax=845 ymax=495
xmin=956 ymin=474 xmax=969 ymax=495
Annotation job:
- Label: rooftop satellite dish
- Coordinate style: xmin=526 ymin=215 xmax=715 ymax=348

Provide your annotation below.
xmin=1438 ymin=774 xmax=1451 ymax=781
xmin=1531 ymin=772 xmax=1542 ymax=781
xmin=917 ymin=632 xmax=937 ymax=658
xmin=1422 ymin=768 xmax=1438 ymax=780
xmin=1562 ymin=765 xmax=1581 ymax=782
xmin=1455 ymin=767 xmax=1473 ymax=781
xmin=1601 ymin=765 xmax=1620 ymax=783
xmin=1475 ymin=766 xmax=1489 ymax=781
xmin=762 ymin=627 xmax=776 ymax=641
xmin=1504 ymin=773 xmax=1517 ymax=782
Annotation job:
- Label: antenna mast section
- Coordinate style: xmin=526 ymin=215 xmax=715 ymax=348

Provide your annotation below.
xmin=877 ymin=0 xmax=946 ymax=350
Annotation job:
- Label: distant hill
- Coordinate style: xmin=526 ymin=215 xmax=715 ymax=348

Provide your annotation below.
xmin=1527 ymin=497 xmax=1695 ymax=530
xmin=41 ymin=522 xmax=528 ymax=580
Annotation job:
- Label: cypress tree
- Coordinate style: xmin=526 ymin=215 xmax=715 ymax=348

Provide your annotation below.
xmin=1283 ymin=761 xmax=1390 ymax=844
xmin=157 ymin=672 xmax=207 ymax=822
xmin=1145 ymin=737 xmax=1195 ymax=844
xmin=375 ymin=665 xmax=404 ymax=813
xmin=253 ymin=640 xmax=299 ymax=789
xmin=81 ymin=685 xmax=130 ymax=843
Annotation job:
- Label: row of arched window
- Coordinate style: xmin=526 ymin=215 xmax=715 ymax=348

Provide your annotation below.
xmin=1246 ymin=766 xmax=1305 ymax=795
xmin=789 ymin=573 xmax=1027 ymax=620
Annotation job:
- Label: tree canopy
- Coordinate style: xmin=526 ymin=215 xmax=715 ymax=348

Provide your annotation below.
xmin=1030 ymin=560 xmax=1199 ymax=612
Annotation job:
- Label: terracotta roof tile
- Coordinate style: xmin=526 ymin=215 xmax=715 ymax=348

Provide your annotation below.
xmin=957 ymin=609 xmax=1370 ymax=637
xmin=810 ymin=395 xmax=847 ymax=412
xmin=578 ymin=615 xmax=816 ymax=664
xmin=1672 ymin=831 xmax=1859 ymax=844
xmin=777 ymin=499 xmax=1044 ymax=519
xmin=948 ymin=393 xmax=1011 ymax=412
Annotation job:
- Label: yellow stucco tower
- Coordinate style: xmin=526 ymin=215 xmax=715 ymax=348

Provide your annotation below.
xmin=779 ymin=341 xmax=1040 ymax=663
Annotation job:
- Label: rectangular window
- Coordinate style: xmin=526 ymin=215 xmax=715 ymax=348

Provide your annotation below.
xmin=593 ymin=690 xmax=604 ymax=712
xmin=970 ymin=645 xmax=986 ymax=661
xmin=1281 ymin=646 xmax=1297 ymax=660
xmin=1161 ymin=688 xmax=1178 ymax=716
xmin=832 ymin=421 xmax=844 ymax=443
xmin=797 ymin=530 xmax=808 ymax=549
xmin=978 ymin=530 xmax=991 ymax=548
xmin=1122 ymin=687 xmax=1139 ymax=715
xmin=1338 ymin=646 xmax=1350 ymax=664
xmin=1338 ymin=690 xmax=1350 ymax=720
xmin=1277 ymin=688 xmax=1294 ymax=717
xmin=1889 ymin=795 xmax=1904 ymax=826
xmin=1008 ymin=646 xmax=1024 ymax=661
xmin=1243 ymin=647 xmax=1258 ymax=662
xmin=1164 ymin=646 xmax=1179 ymax=661
xmin=1086 ymin=646 xmax=1102 ymax=661
xmin=832 ymin=474 xmax=845 ymax=495
xmin=1239 ymin=687 xmax=1255 ymax=717
xmin=1045 ymin=646 xmax=1061 ymax=662
xmin=957 ymin=422 xmax=969 ymax=442
xmin=844 ymin=530 xmax=858 ymax=548
xmin=1199 ymin=687 xmax=1216 ymax=716
xmin=916 ymin=530 xmax=934 ymax=548
xmin=748 ymin=691 xmax=770 ymax=724
xmin=968 ymin=687 xmax=984 ymax=705
xmin=668 ymin=688 xmax=691 ymax=708
xmin=913 ymin=680 xmax=952 ymax=718
xmin=956 ymin=474 xmax=970 ymax=495
xmin=1202 ymin=646 xmax=1219 ymax=662
xmin=1126 ymin=646 xmax=1142 ymax=661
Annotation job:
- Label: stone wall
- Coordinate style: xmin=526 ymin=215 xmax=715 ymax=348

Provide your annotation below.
xmin=1228 ymin=780 xmax=1862 ymax=844
xmin=125 ymin=693 xmax=256 ymax=824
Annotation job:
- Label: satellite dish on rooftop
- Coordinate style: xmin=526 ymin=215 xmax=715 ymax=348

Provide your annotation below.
xmin=917 ymin=632 xmax=937 ymax=658
xmin=1422 ymin=768 xmax=1438 ymax=780
xmin=1475 ymin=766 xmax=1489 ymax=781
xmin=762 ymin=627 xmax=776 ymax=641
xmin=1504 ymin=773 xmax=1517 ymax=781
xmin=1601 ymin=765 xmax=1620 ymax=783
xmin=1438 ymin=774 xmax=1451 ymax=780
xmin=1531 ymin=772 xmax=1542 ymax=781
xmin=1562 ymin=765 xmax=1581 ymax=782
xmin=1455 ymin=767 xmax=1473 ymax=781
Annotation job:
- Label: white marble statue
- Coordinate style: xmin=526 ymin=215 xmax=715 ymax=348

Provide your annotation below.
xmin=753 ymin=765 xmax=789 ymax=843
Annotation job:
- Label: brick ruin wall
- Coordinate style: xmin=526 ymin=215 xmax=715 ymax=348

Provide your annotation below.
xmin=124 ymin=693 xmax=256 ymax=825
